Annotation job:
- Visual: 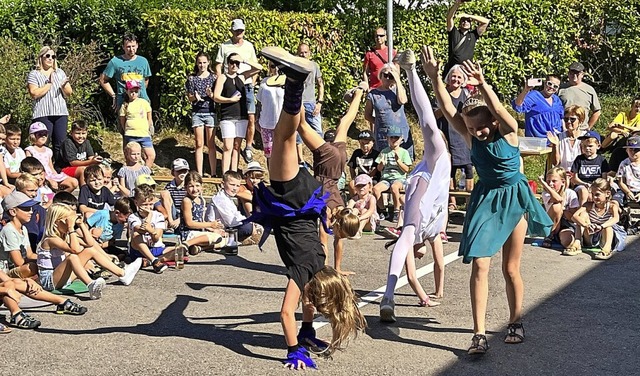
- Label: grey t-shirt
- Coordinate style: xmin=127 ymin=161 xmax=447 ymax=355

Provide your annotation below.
xmin=558 ymin=82 xmax=601 ymax=121
xmin=0 ymin=222 xmax=31 ymax=268
xmin=302 ymin=61 xmax=322 ymax=103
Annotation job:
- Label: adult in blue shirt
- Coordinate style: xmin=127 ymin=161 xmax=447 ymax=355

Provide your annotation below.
xmin=512 ymin=75 xmax=564 ymax=138
xmin=99 ymin=33 xmax=152 ymax=111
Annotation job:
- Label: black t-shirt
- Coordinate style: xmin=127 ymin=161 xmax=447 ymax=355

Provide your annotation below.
xmin=60 ymin=137 xmax=94 ymax=168
xmin=78 ymin=186 xmax=116 ymax=210
xmin=446 ymin=28 xmax=480 ymax=67
xmin=347 ymin=148 xmax=381 ymax=181
xmin=571 ymin=154 xmax=610 ymax=183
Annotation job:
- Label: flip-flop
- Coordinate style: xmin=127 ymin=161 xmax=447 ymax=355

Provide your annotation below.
xmin=0 ymin=323 xmax=11 ymax=334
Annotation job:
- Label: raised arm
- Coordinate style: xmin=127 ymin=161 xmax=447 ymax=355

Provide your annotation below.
xmin=335 ymin=84 xmax=368 ymax=143
xmin=458 ymin=13 xmax=491 ymax=35
xmin=446 ymin=0 xmax=462 ymax=32
xmin=422 ymin=46 xmax=470 ymax=147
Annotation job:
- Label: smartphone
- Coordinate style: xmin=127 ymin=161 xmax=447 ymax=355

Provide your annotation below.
xmin=527 ymin=78 xmax=543 ymax=87
xmin=232 ymin=90 xmax=241 ymax=97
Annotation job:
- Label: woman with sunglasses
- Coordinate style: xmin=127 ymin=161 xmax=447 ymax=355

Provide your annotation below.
xmin=364 ymin=64 xmax=414 ymax=159
xmin=213 ymin=52 xmax=262 ymax=173
xmin=512 ymin=75 xmax=564 ymax=139
xmin=548 ymin=105 xmax=587 ymax=171
xmin=27 ymin=46 xmax=73 ymax=166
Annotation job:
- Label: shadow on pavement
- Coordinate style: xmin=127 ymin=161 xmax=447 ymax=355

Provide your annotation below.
xmin=186 ymin=282 xmax=283 ymax=294
xmin=36 ymin=294 xmax=282 ymax=362
xmin=188 ymin=254 xmax=287 ymax=276
xmin=436 ymin=237 xmax=640 ymax=376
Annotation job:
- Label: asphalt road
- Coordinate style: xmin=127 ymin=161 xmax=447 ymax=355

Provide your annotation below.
xmin=2 ymin=217 xmax=638 ymax=376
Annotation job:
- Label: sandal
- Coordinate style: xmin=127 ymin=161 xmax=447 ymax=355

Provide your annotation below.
xmin=9 ymin=311 xmax=41 ymax=329
xmin=563 ymin=240 xmax=582 ymax=256
xmin=448 ymin=203 xmax=458 ymax=211
xmin=418 ymin=299 xmax=441 ymax=307
xmin=0 ymin=323 xmax=11 ymax=334
xmin=468 ymin=334 xmax=489 ymax=355
xmin=594 ymin=248 xmax=613 ymax=260
xmin=504 ymin=322 xmax=525 ymax=344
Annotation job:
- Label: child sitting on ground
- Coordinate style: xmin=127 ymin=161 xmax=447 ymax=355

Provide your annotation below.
xmin=160 ymin=158 xmax=189 ymax=231
xmin=3 ymin=125 xmax=26 ymax=185
xmin=616 ymin=136 xmax=640 ymax=205
xmin=59 ymin=120 xmax=103 ymax=186
xmin=15 ymin=173 xmax=47 ymax=251
xmin=1 ymin=269 xmax=87 ymax=331
xmin=129 ymin=184 xmax=175 ymax=273
xmin=101 ymin=164 xmax=120 ymax=196
xmin=175 ymin=171 xmax=225 ymax=256
xmin=79 ymin=165 xmax=116 ymax=215
xmin=346 ymin=174 xmax=380 ymax=234
xmin=236 ymin=161 xmax=265 ymax=216
xmin=570 ymin=130 xmax=610 ymax=205
xmin=37 ymin=203 xmax=142 ymax=299
xmin=117 ymin=141 xmax=152 ymax=197
xmin=571 ymin=178 xmax=626 ymax=260
xmin=208 ymin=170 xmax=262 ymax=248
xmin=20 ymin=157 xmax=54 ymax=206
xmin=0 ymin=191 xmax=39 ymax=278
xmin=25 ymin=121 xmax=78 ymax=192
xmin=119 ymin=80 xmax=155 ymax=169
xmin=538 ymin=167 xmax=580 ymax=253
xmin=373 ymin=127 xmax=413 ymax=222
xmin=0 ymin=121 xmax=15 ymax=197
xmin=347 ymin=130 xmax=380 ymax=197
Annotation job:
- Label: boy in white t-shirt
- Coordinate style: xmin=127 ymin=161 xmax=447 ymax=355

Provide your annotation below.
xmin=128 ymin=184 xmax=175 ymax=273
xmin=616 ymin=136 xmax=640 ymax=203
xmin=3 ymin=125 xmax=26 ymax=184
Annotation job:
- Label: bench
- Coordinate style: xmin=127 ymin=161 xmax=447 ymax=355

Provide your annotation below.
xmin=152 ymin=176 xmax=223 ymax=185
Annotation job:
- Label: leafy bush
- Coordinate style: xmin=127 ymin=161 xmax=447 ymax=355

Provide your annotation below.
xmin=0 ymin=38 xmax=33 ymax=126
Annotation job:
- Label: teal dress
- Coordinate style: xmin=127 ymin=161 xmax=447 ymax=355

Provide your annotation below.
xmin=459 ymin=132 xmax=552 ymax=263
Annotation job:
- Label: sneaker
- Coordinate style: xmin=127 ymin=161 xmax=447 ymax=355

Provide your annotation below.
xmin=56 ymin=299 xmax=88 ymax=315
xmin=380 ymin=297 xmax=396 ymax=323
xmin=152 ymin=259 xmax=168 ymax=274
xmin=9 ymin=311 xmax=41 ymax=329
xmin=394 ymin=49 xmax=416 ymax=71
xmin=240 ymin=147 xmax=253 ymax=163
xmin=297 ymin=328 xmax=329 ymax=354
xmin=188 ymin=245 xmax=202 ymax=256
xmin=87 ymin=278 xmax=106 ymax=300
xmin=260 ymin=46 xmax=314 ymax=82
xmin=381 ymin=227 xmax=401 ymax=239
xmin=392 ymin=210 xmax=400 ymax=223
xmin=119 ymin=257 xmax=142 ymax=286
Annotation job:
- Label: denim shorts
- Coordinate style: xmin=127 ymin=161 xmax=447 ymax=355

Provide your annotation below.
xmin=124 ymin=135 xmax=154 ymax=148
xmin=192 ymin=112 xmax=217 ymax=128
xmin=377 ymin=178 xmax=406 ymax=190
xmin=39 ymin=269 xmax=71 ymax=291
xmin=245 ymin=84 xmax=256 ymax=114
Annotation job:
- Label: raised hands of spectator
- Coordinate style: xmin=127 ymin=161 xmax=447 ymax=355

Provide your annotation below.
xmin=420 ymin=45 xmax=440 ymax=80
xmin=0 ymin=114 xmax=11 ymax=125
xmin=461 ymin=60 xmax=485 ymax=85
xmin=546 ymin=131 xmax=559 ymax=146
xmin=205 ymin=86 xmax=213 ymax=99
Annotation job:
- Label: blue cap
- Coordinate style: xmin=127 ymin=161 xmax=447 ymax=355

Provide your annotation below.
xmin=387 ymin=127 xmax=403 ymax=137
xmin=577 ymin=130 xmax=601 ymax=143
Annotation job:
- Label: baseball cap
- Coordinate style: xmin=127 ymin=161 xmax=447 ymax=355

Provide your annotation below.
xmin=354 ymin=174 xmax=372 ymax=186
xmin=577 ymin=130 xmax=601 ymax=143
xmin=231 ymin=19 xmax=245 ymax=31
xmin=135 ymin=174 xmax=157 ymax=187
xmin=244 ymin=161 xmax=264 ymax=174
xmin=568 ymin=62 xmax=585 ymax=72
xmin=2 ymin=191 xmax=38 ymax=212
xmin=623 ymin=136 xmax=640 ymax=148
xmin=125 ymin=80 xmax=141 ymax=90
xmin=324 ymin=129 xmax=337 ymax=143
xmin=172 ymin=158 xmax=190 ymax=171
xmin=358 ymin=130 xmax=374 ymax=140
xmin=387 ymin=127 xmax=403 ymax=137
xmin=29 ymin=122 xmax=48 ymax=134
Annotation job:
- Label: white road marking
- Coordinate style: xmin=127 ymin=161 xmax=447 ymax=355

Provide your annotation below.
xmin=312 ymin=250 xmax=462 ymax=330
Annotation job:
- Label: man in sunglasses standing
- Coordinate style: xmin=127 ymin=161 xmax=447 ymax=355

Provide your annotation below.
xmin=444 ymin=0 xmax=490 ymax=78
xmin=558 ymin=62 xmax=601 ymax=130
xmin=512 ymin=75 xmax=564 ymax=138
xmin=215 ymin=19 xmax=259 ymax=164
xmin=363 ymin=28 xmax=396 ymax=90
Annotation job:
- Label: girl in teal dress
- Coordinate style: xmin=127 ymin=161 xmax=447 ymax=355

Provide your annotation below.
xmin=422 ymin=46 xmax=552 ymax=355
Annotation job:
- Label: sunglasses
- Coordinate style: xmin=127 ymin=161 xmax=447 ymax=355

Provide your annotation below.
xmin=546 ymin=81 xmax=560 ymax=90
xmin=376 ymin=34 xmax=386 ymax=37
xmin=564 ymin=117 xmax=578 ymax=123
xmin=461 ymin=17 xmax=472 ymax=22
xmin=44 ymin=53 xmax=56 ymax=59
xmin=383 ymin=72 xmax=394 ymax=80
xmin=568 ymin=69 xmax=582 ymax=75
xmin=229 ymin=60 xmax=241 ymax=67
xmin=16 ymin=206 xmax=33 ymax=212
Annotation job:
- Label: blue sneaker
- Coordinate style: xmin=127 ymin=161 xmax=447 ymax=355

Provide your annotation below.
xmin=297 ymin=329 xmax=329 ymax=355
xmin=283 ymin=348 xmax=317 ymax=370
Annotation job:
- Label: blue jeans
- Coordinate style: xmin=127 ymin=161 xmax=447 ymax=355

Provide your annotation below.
xmin=245 ymin=83 xmax=256 ymax=114
xmin=297 ymin=102 xmax=322 ymax=144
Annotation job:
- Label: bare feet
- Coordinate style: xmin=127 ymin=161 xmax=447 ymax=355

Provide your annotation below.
xmin=428 ymin=293 xmax=444 ymax=299
xmin=419 ymin=299 xmax=441 ymax=307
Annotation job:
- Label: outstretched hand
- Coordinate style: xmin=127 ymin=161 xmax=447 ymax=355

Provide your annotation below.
xmin=546 ymin=131 xmax=559 ymax=146
xmin=461 ymin=60 xmax=485 ymax=85
xmin=420 ymin=45 xmax=440 ymax=79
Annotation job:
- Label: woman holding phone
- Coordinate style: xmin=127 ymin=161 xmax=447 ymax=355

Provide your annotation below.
xmin=213 ymin=53 xmax=262 ymax=173
xmin=511 ymin=74 xmax=564 ymax=139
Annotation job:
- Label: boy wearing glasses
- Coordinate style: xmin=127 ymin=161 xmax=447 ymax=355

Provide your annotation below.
xmin=0 ymin=191 xmax=39 ymax=279
xmin=512 ymin=74 xmax=564 ymax=138
xmin=444 ymin=0 xmax=490 ymax=77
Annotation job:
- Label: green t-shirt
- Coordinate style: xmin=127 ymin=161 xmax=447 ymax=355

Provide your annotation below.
xmin=375 ymin=146 xmax=412 ymax=182
xmin=103 ymin=55 xmax=152 ymax=107
xmin=0 ymin=222 xmax=30 ymax=268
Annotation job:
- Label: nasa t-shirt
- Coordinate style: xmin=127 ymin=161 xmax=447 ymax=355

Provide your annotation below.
xmin=571 ymin=154 xmax=610 ymax=183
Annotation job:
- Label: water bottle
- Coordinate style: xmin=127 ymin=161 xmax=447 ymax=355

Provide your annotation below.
xmin=458 ymin=176 xmax=466 ymax=191
xmin=221 ymin=229 xmax=239 ymax=256
xmin=174 ymin=239 xmax=184 ymax=270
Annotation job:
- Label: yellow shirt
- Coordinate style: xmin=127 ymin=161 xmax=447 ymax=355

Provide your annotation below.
xmin=119 ymin=98 xmax=151 ymax=137
xmin=613 ymin=111 xmax=640 ymax=129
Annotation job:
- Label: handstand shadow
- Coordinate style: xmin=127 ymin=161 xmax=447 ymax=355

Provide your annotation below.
xmin=36 ymin=294 xmax=281 ymax=362
xmin=187 ymin=253 xmax=287 ymax=276
xmin=186 ymin=282 xmax=283 ymax=294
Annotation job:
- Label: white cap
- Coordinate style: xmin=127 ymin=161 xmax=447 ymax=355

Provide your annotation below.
xmin=231 ymin=19 xmax=245 ymax=31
